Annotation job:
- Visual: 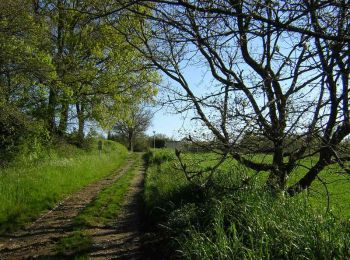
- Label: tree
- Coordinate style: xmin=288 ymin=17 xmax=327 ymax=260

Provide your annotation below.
xmin=111 ymin=104 xmax=153 ymax=152
xmin=116 ymin=0 xmax=350 ymax=194
xmin=0 ymin=0 xmax=159 ymax=162
xmin=0 ymin=0 xmax=53 ymax=164
xmin=35 ymin=0 xmax=158 ymax=145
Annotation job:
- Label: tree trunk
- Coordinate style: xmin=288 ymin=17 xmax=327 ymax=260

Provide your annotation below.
xmin=50 ymin=0 xmax=64 ymax=135
xmin=58 ymin=101 xmax=69 ymax=136
xmin=266 ymin=169 xmax=288 ymax=193
xmin=128 ymin=128 xmax=134 ymax=152
xmin=266 ymin=139 xmax=288 ymax=191
xmin=76 ymin=102 xmax=85 ymax=147
xmin=47 ymin=87 xmax=57 ymax=134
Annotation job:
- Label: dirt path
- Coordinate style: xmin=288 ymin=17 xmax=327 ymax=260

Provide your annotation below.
xmin=0 ymin=155 xmax=145 ymax=259
xmin=86 ymin=161 xmax=144 ymax=259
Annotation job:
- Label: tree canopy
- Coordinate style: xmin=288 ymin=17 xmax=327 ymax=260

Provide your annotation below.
xmin=111 ymin=103 xmax=153 ymax=151
xmin=0 ymin=0 xmax=158 ymax=163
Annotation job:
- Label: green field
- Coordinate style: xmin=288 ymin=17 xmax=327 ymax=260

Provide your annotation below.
xmin=156 ymin=150 xmax=350 ymax=217
xmin=143 ymin=149 xmax=350 ymax=259
xmin=0 ymin=140 xmax=128 ymax=234
xmin=229 ymin=153 xmax=350 ymax=217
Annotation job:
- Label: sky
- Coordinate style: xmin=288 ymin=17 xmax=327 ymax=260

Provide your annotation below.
xmin=145 ymin=65 xmax=211 ymax=140
xmin=145 ymin=110 xmax=185 ymax=140
xmin=145 ymin=87 xmax=195 ymax=140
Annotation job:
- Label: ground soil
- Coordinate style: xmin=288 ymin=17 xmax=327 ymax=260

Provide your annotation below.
xmin=0 ymin=155 xmax=145 ymax=259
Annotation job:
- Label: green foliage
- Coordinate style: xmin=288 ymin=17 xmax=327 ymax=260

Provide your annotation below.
xmin=0 ymin=140 xmax=128 ymax=234
xmin=144 ymin=149 xmax=176 ymax=165
xmin=0 ymin=0 xmax=53 ymax=164
xmin=0 ymin=105 xmax=49 ymax=165
xmin=143 ymin=150 xmax=350 ymax=259
xmin=152 ymin=138 xmax=166 ymax=149
xmin=133 ymin=135 xmax=151 ymax=152
xmin=0 ymin=0 xmax=158 ymax=158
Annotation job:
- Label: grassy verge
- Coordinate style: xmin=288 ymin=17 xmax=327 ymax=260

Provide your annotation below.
xmin=143 ymin=149 xmax=350 ymax=259
xmin=0 ymin=139 xmax=128 ymax=234
xmin=152 ymin=150 xmax=350 ymax=217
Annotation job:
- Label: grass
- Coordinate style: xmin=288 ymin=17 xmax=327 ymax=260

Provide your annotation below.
xmin=143 ymin=149 xmax=350 ymax=259
xmin=163 ymin=150 xmax=350 ymax=217
xmin=0 ymin=139 xmax=128 ymax=234
xmin=56 ymin=230 xmax=93 ymax=256
xmin=233 ymin=153 xmax=350 ymax=217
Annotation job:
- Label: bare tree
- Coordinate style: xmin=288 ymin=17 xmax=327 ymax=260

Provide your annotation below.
xmin=112 ymin=104 xmax=152 ymax=152
xmin=114 ymin=0 xmax=350 ymax=194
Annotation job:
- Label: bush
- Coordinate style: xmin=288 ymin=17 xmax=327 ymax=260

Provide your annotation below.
xmin=0 ymin=106 xmax=49 ymax=165
xmin=134 ymin=135 xmax=150 ymax=152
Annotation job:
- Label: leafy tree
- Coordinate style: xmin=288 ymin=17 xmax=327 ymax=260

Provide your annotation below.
xmin=0 ymin=0 xmax=53 ymax=164
xmin=0 ymin=0 xmax=158 ymax=161
xmin=111 ymin=104 xmax=153 ymax=152
xmin=36 ymin=0 xmax=158 ymax=145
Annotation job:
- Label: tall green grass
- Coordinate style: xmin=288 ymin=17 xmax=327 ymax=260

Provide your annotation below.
xmin=143 ymin=149 xmax=350 ymax=259
xmin=155 ymin=150 xmax=350 ymax=217
xmin=0 ymin=139 xmax=128 ymax=234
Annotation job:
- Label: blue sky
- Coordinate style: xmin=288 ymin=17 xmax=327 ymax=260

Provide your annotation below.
xmin=145 ymin=64 xmax=211 ymax=140
xmin=145 ymin=110 xmax=184 ymax=140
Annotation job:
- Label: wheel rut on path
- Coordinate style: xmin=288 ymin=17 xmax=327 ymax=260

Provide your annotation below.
xmin=0 ymin=156 xmax=144 ymax=259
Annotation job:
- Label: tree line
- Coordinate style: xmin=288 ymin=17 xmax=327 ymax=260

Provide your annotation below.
xmin=0 ymin=0 xmax=158 ymax=164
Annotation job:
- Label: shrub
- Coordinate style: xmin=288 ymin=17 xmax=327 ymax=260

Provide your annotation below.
xmin=0 ymin=106 xmax=49 ymax=165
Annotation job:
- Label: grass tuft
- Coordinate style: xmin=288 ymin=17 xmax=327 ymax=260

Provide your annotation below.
xmin=56 ymin=230 xmax=92 ymax=256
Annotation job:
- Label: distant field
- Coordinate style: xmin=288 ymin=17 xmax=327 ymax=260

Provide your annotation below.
xmin=0 ymin=140 xmax=128 ymax=234
xmin=170 ymin=150 xmax=350 ymax=217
